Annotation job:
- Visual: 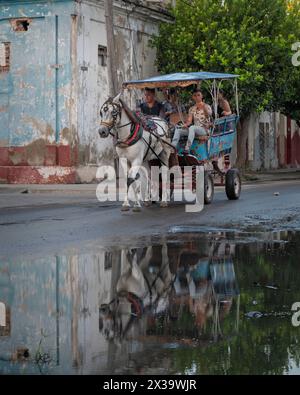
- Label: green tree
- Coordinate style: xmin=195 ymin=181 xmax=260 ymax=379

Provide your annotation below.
xmin=152 ymin=0 xmax=300 ymax=166
xmin=283 ymin=0 xmax=300 ymax=124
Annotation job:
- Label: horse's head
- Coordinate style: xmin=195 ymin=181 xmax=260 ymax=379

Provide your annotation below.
xmin=99 ymin=249 xmax=147 ymax=342
xmin=98 ymin=93 xmax=122 ymax=138
xmin=99 ymin=294 xmax=143 ymax=342
xmin=99 ymin=303 xmax=115 ymax=340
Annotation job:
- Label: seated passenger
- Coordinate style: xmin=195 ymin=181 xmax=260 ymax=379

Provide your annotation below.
xmin=162 ymin=89 xmax=175 ymax=123
xmin=171 ymin=89 xmax=212 ymax=153
xmin=217 ymin=91 xmax=232 ymax=118
xmin=163 ymin=88 xmax=187 ymax=126
xmin=215 ymin=92 xmax=235 ymax=134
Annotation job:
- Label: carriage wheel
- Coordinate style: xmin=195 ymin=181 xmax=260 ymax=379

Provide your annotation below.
xmin=204 ymin=171 xmax=214 ymax=205
xmin=225 ymin=169 xmax=241 ymax=200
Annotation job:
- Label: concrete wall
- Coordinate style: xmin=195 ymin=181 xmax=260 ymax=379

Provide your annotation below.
xmin=0 ymin=251 xmax=114 ymax=374
xmin=0 ymin=0 xmax=80 ymax=183
xmin=247 ymin=112 xmax=278 ymax=171
xmin=0 ymin=0 xmax=170 ymax=184
xmin=290 ymin=119 xmax=300 ymax=167
xmin=75 ymin=0 xmax=166 ymax=182
xmin=246 ymin=111 xmax=299 ymax=171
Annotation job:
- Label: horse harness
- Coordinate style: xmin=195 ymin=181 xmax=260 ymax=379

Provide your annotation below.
xmin=103 ymin=259 xmax=176 ymax=320
xmin=100 ymin=98 xmax=170 ymax=165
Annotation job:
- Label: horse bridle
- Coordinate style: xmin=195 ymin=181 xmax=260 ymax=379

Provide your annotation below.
xmin=100 ymin=99 xmax=131 ymax=138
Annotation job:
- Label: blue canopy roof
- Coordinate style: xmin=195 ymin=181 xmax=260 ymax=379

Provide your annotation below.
xmin=123 ymin=72 xmax=239 ymax=89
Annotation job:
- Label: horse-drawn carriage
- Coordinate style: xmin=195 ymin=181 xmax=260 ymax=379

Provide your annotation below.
xmin=99 ymin=72 xmax=241 ymax=210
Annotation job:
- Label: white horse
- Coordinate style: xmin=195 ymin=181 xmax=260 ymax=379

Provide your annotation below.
xmin=98 ymin=93 xmax=172 ymax=212
xmin=99 ymin=245 xmax=175 ymax=341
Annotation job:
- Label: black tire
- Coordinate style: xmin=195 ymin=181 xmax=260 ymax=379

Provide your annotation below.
xmin=204 ymin=172 xmax=214 ymax=205
xmin=225 ymin=169 xmax=241 ymax=200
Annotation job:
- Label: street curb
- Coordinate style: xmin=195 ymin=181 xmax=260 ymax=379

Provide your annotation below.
xmin=0 ymin=175 xmax=300 ymax=194
xmin=242 ymin=176 xmax=300 ymax=185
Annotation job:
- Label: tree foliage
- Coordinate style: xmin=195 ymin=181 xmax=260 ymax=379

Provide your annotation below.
xmin=152 ymin=0 xmax=300 ymax=121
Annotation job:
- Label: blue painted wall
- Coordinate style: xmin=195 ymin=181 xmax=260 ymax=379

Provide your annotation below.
xmin=0 ymin=251 xmax=111 ymax=374
xmin=0 ymin=0 xmax=75 ymax=148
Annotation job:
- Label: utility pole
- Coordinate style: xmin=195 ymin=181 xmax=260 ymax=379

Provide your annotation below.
xmin=104 ymin=0 xmax=120 ymax=177
xmin=104 ymin=0 xmax=118 ymax=97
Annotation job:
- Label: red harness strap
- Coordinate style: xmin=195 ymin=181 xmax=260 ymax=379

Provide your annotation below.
xmin=127 ymin=292 xmax=143 ymax=317
xmin=125 ymin=123 xmax=141 ymax=146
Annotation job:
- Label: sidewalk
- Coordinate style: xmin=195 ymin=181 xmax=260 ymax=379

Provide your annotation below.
xmin=0 ymin=169 xmax=299 ymax=194
xmin=242 ymin=168 xmax=300 ymax=183
xmin=0 ymin=183 xmax=99 ymax=195
xmin=0 ymin=169 xmax=299 ymax=211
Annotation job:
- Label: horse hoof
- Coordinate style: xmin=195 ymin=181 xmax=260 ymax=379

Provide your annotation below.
xmin=121 ymin=206 xmax=130 ymax=212
xmin=144 ymin=201 xmax=151 ymax=207
xmin=160 ymin=202 xmax=168 ymax=208
xmin=132 ymin=206 xmax=141 ymax=213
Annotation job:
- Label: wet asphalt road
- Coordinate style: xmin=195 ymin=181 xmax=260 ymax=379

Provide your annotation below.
xmin=0 ymin=180 xmax=300 ymax=258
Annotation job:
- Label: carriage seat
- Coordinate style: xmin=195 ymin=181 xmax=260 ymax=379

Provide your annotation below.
xmin=213 ymin=114 xmax=239 ymax=135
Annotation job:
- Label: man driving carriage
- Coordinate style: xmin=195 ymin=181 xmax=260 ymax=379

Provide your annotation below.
xmin=138 ymin=87 xmax=165 ymax=118
xmin=171 ymin=89 xmax=212 ymax=154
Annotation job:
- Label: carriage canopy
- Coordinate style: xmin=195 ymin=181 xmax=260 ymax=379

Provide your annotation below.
xmin=123 ymin=72 xmax=239 ymax=89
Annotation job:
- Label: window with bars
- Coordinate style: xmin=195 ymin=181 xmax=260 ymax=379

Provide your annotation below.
xmin=98 ymin=45 xmax=107 ymax=67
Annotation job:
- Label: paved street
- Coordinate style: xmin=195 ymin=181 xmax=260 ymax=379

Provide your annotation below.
xmin=1 ymin=178 xmax=300 ymax=258
xmin=1 ymin=0 xmax=300 ymax=378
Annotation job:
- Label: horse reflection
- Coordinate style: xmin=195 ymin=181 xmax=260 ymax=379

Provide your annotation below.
xmin=99 ymin=239 xmax=240 ymax=343
xmin=99 ymin=245 xmax=175 ymax=341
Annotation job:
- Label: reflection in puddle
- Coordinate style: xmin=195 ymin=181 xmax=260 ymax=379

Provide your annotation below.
xmin=0 ymin=231 xmax=300 ymax=375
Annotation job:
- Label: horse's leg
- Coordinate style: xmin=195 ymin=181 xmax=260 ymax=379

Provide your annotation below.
xmin=116 ymin=249 xmax=132 ymax=292
xmin=161 ymin=243 xmax=174 ymax=288
xmin=128 ymin=155 xmax=144 ymax=212
xmin=119 ymin=157 xmax=131 ymax=211
xmin=139 ymin=246 xmax=153 ymax=271
xmin=158 ymin=150 xmax=171 ymax=208
xmin=143 ymin=161 xmax=151 ymax=207
xmin=139 ymin=246 xmax=153 ymax=306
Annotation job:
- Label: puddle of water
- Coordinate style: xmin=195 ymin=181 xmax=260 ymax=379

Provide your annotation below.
xmin=0 ymin=230 xmax=300 ymax=375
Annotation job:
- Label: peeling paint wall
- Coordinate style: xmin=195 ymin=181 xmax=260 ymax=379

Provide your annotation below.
xmin=75 ymin=0 xmax=166 ymax=168
xmin=0 ymin=252 xmax=114 ymax=374
xmin=247 ymin=112 xmax=279 ymax=171
xmin=246 ymin=111 xmax=300 ymax=170
xmin=0 ymin=0 xmax=81 ymax=183
xmin=290 ymin=120 xmax=300 ymax=167
xmin=0 ymin=1 xmax=77 ymax=146
xmin=0 ymin=0 xmax=170 ymax=183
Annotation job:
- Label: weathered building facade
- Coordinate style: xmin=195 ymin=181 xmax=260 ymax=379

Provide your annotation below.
xmin=0 ymin=1 xmax=298 ymax=184
xmin=0 ymin=250 xmax=117 ymax=373
xmin=0 ymin=0 xmax=171 ymax=183
xmin=243 ymin=113 xmax=300 ymax=170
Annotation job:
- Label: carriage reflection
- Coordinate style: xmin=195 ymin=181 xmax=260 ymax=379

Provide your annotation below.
xmin=99 ymin=239 xmax=240 ymax=344
xmin=2 ymin=231 xmax=299 ymax=374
